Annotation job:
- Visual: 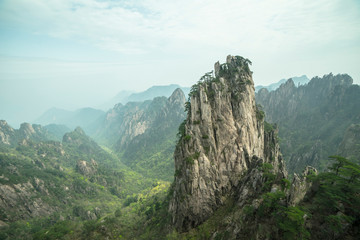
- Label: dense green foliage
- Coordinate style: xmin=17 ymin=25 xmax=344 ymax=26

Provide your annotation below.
xmin=0 ymin=127 xmax=157 ymax=239
xmin=118 ymin=98 xmax=182 ymax=181
xmin=304 ymin=156 xmax=360 ymax=238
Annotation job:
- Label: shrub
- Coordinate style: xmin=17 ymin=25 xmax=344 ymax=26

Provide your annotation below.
xmin=184 ymin=135 xmax=191 ymax=142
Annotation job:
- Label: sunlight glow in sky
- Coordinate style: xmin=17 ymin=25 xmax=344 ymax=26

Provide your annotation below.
xmin=0 ymin=0 xmax=359 ymax=127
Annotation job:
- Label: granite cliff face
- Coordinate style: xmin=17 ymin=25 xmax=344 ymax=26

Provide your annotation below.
xmin=169 ymin=56 xmax=287 ymax=231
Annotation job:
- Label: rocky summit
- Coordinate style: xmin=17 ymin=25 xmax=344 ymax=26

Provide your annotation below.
xmin=169 ymin=55 xmax=287 ymax=231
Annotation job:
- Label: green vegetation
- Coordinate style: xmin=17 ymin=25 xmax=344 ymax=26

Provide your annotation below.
xmin=185 ymin=156 xmax=194 ymax=165
xmin=118 ymin=97 xmax=184 ymax=181
xmin=184 ymin=135 xmax=191 ymax=141
xmin=261 ymin=162 xmax=276 ymax=191
xmin=256 ymin=104 xmax=265 ymax=122
xmin=304 ymin=156 xmax=360 ymax=238
xmin=0 ymin=127 xmax=164 ymax=240
xmin=202 ymin=135 xmax=209 ymax=139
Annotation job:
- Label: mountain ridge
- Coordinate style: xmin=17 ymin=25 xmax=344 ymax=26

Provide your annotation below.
xmin=256 ymin=73 xmax=360 ymax=173
xmin=255 ymin=75 xmax=309 ymax=92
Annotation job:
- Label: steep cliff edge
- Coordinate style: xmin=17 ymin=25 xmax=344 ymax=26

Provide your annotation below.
xmin=169 ymin=56 xmax=287 ymax=231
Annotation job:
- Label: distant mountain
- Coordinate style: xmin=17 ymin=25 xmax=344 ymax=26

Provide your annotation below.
xmin=255 ymin=75 xmax=309 ymax=92
xmin=256 ymin=73 xmax=360 ymax=173
xmin=34 ymin=107 xmax=105 ymax=134
xmin=125 ymin=84 xmax=190 ymax=103
xmin=0 ymin=120 xmax=58 ymax=145
xmin=43 ymin=124 xmax=71 ymax=141
xmin=92 ymin=88 xmax=187 ymax=181
xmin=98 ymin=90 xmax=134 ymax=110
xmin=99 ymin=84 xmax=190 ymax=111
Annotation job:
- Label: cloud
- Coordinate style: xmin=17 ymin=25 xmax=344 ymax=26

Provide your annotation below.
xmin=0 ymin=0 xmax=359 ymax=87
xmin=1 ymin=0 xmax=359 ymax=56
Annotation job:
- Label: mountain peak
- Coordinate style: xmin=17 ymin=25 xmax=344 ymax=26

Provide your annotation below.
xmin=169 ymin=55 xmax=286 ymax=231
xmin=19 ymin=122 xmax=35 ymax=133
xmin=168 ymin=88 xmax=186 ymax=105
xmin=279 ymin=78 xmax=296 ymax=91
xmin=0 ymin=120 xmax=9 ymax=127
xmin=74 ymin=126 xmax=85 ymax=135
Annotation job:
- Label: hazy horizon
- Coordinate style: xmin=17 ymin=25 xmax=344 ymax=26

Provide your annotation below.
xmin=1 ymin=0 xmax=359 ymax=128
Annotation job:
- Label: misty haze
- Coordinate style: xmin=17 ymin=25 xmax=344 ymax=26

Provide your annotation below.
xmin=0 ymin=1 xmax=359 ymax=239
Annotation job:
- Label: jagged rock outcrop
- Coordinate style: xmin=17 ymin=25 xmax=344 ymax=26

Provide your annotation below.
xmin=0 ymin=121 xmax=56 ymax=146
xmin=169 ymin=55 xmax=287 ymax=231
xmin=288 ymin=166 xmax=317 ymax=205
xmin=0 ymin=120 xmax=15 ymax=145
xmin=76 ymin=160 xmax=98 ymax=176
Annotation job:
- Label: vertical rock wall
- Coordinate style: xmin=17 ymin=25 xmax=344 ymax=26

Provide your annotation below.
xmin=169 ymin=56 xmax=287 ymax=231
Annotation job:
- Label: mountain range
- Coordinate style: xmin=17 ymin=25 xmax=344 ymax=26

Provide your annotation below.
xmin=34 ymin=84 xmax=191 ymax=135
xmin=256 ymin=73 xmax=360 ymax=173
xmin=255 ymin=75 xmax=309 ymax=92
xmin=99 ymin=84 xmax=190 ymax=110
xmin=0 ymin=56 xmax=359 ymax=239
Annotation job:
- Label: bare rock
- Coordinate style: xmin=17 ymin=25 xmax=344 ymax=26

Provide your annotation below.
xmin=169 ymin=55 xmax=287 ymax=231
xmin=0 ymin=182 xmax=55 ymax=221
xmin=288 ymin=166 xmax=317 ymax=205
xmin=76 ymin=160 xmax=97 ymax=176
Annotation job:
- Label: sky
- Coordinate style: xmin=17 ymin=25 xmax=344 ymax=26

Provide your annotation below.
xmin=0 ymin=0 xmax=359 ymax=128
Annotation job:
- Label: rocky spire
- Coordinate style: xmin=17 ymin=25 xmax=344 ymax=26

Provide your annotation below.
xmin=169 ymin=55 xmax=287 ymax=231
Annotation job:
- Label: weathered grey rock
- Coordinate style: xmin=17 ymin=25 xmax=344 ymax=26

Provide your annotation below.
xmin=169 ymin=55 xmax=287 ymax=231
xmin=76 ymin=160 xmax=97 ymax=176
xmin=19 ymin=123 xmax=36 ymax=137
xmin=0 ymin=181 xmax=55 ymax=221
xmin=0 ymin=120 xmax=14 ymax=145
xmin=0 ymin=121 xmax=54 ymax=146
xmin=33 ymin=177 xmax=49 ymax=195
xmin=288 ymin=166 xmax=317 ymax=205
xmin=86 ymin=210 xmax=97 ymax=220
